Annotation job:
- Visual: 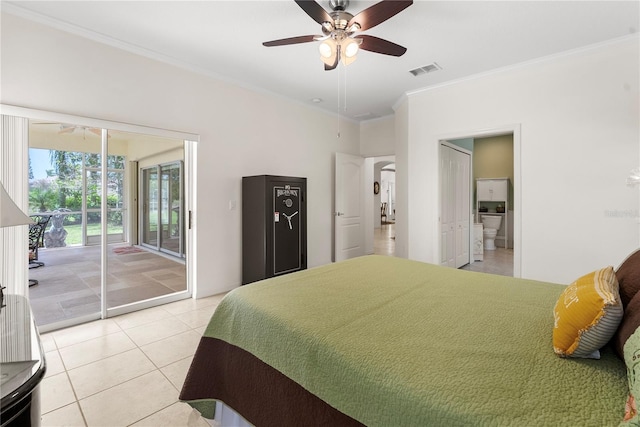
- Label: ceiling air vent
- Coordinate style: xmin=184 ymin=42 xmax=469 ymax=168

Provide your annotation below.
xmin=409 ymin=62 xmax=441 ymax=77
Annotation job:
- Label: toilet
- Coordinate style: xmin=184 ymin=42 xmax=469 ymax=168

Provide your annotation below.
xmin=481 ymin=215 xmax=502 ymax=250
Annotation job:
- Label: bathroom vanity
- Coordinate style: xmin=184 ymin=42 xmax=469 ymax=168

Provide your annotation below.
xmin=476 ymin=178 xmax=509 ymax=249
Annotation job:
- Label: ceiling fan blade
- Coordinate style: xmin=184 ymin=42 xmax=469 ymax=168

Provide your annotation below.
xmin=263 ymin=35 xmax=319 ymax=47
xmin=348 ymin=0 xmax=413 ymax=32
xmin=358 ymin=35 xmax=407 ymax=56
xmin=58 ymin=127 xmax=75 ymax=134
xmin=294 ymin=0 xmax=332 ymax=25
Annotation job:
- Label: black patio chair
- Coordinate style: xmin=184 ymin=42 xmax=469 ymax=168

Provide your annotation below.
xmin=29 ymin=215 xmax=51 ymax=268
xmin=30 ymin=215 xmax=51 ymax=248
xmin=28 ymin=215 xmax=50 ymax=286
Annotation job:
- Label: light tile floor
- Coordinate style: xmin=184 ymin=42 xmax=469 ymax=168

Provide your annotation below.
xmin=373 ymin=224 xmax=513 ymax=278
xmin=38 ymin=293 xmax=228 ymax=427
xmin=461 ymin=247 xmax=514 ymax=276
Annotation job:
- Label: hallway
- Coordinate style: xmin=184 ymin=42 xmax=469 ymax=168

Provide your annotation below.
xmin=374 ymin=223 xmax=395 ymax=256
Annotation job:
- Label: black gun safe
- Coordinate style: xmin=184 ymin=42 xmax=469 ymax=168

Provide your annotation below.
xmin=242 ymin=175 xmax=307 ymax=285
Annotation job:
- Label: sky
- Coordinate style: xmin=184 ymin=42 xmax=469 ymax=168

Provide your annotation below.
xmin=29 ymin=148 xmax=55 ymax=180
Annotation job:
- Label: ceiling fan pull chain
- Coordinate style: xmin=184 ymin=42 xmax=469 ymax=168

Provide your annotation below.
xmin=337 ymin=65 xmax=341 ymax=138
xmin=343 ymin=65 xmax=348 ymax=113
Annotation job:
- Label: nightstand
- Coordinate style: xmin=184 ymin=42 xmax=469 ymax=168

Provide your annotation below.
xmin=1 ymin=294 xmax=46 ymax=427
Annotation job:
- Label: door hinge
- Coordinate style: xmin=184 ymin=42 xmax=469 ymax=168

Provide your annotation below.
xmin=188 ymin=210 xmax=193 ymax=229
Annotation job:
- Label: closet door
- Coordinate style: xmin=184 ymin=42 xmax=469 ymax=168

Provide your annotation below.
xmin=440 ymin=144 xmax=471 ymax=268
xmin=439 ymin=145 xmax=455 ymax=267
xmin=454 ymin=149 xmax=470 ymax=268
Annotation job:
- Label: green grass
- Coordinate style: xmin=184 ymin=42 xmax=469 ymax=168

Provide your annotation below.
xmin=64 ymin=223 xmax=123 ymax=245
xmin=53 ymin=209 xmax=178 ymax=245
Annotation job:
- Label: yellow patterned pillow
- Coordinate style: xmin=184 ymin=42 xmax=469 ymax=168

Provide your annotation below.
xmin=553 ymin=266 xmax=623 ymax=359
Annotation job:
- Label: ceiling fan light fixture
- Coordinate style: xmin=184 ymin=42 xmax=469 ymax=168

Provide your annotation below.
xmin=319 ymin=39 xmax=338 ymax=66
xmin=340 ymin=46 xmax=357 ymax=66
xmin=319 ymin=39 xmax=335 ymax=58
xmin=343 ymin=38 xmax=360 ymax=58
xmin=318 ymin=39 xmax=336 ymax=58
xmin=346 ymin=23 xmax=360 ymax=33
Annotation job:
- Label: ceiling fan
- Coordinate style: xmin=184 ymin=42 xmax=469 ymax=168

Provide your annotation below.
xmin=263 ymin=0 xmax=413 ymax=70
xmin=32 ymin=123 xmax=108 ymax=138
xmin=58 ymin=125 xmax=102 ymax=136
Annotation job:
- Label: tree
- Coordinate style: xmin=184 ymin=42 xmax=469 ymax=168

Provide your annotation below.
xmin=29 ymin=179 xmax=58 ymax=212
xmin=49 ymin=150 xmax=82 ymax=209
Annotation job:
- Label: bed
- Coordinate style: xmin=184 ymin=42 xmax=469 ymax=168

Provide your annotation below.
xmin=180 ymin=255 xmax=637 ymax=426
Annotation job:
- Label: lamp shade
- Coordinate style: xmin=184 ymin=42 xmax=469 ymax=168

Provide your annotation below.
xmin=628 ymin=167 xmax=640 ymax=186
xmin=0 ymin=182 xmax=33 ymax=228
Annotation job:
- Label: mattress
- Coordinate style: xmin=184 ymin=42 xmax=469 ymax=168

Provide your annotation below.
xmin=180 ymin=255 xmax=627 ymax=426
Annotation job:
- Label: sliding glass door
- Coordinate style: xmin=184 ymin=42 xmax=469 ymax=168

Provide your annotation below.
xmin=141 ymin=162 xmax=184 ymax=258
xmin=25 ymin=115 xmax=191 ymax=331
xmin=85 ymin=154 xmax=125 ymax=246
xmin=142 ymin=167 xmax=159 ymax=248
xmin=106 ymin=131 xmax=186 ymax=311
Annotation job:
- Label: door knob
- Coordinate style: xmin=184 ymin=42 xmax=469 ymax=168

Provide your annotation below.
xmin=335 ymin=212 xmax=344 ymax=216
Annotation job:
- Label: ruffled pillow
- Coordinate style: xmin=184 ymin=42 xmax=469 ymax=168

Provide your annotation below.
xmin=553 ymin=266 xmax=623 ymax=359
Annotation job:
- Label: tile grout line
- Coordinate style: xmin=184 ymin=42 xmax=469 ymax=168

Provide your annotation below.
xmin=41 ymin=302 xmax=214 ymax=426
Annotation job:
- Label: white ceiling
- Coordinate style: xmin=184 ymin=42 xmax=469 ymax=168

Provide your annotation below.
xmin=4 ymin=1 xmax=639 ymax=121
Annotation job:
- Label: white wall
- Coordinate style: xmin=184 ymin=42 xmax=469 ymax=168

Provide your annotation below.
xmin=396 ymin=36 xmax=640 ymax=284
xmin=394 ymin=99 xmax=409 ymax=259
xmin=0 ymin=13 xmax=361 ymax=297
xmin=360 ymin=115 xmax=395 ymax=157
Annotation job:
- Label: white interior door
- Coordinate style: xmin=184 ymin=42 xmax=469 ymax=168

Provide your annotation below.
xmin=440 ymin=145 xmax=455 ymax=267
xmin=454 ymin=149 xmax=470 ymax=268
xmin=440 ymin=144 xmax=471 ymax=268
xmin=335 ymin=152 xmax=365 ymax=262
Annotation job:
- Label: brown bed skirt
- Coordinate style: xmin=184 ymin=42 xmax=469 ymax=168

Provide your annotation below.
xmin=179 ymin=337 xmax=365 ymax=427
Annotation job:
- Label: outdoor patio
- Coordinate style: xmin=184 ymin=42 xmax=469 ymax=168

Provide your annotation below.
xmin=28 ymin=244 xmax=186 ymax=327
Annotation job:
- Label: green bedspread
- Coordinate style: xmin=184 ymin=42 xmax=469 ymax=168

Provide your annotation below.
xmin=202 ymin=255 xmax=627 ymax=426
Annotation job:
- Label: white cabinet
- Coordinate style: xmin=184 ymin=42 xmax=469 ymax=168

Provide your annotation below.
xmin=476 ymin=178 xmax=509 ymax=249
xmin=477 ymin=179 xmax=508 ymax=202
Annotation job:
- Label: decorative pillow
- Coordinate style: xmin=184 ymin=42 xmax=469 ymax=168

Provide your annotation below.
xmin=616 ymin=292 xmax=640 ymax=424
xmin=552 ymin=266 xmax=623 ymax=359
xmin=617 ymin=249 xmax=640 ymax=309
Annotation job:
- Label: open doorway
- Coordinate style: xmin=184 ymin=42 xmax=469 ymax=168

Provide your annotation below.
xmin=445 ymin=133 xmax=515 ymax=277
xmin=373 ymin=158 xmax=395 ymax=256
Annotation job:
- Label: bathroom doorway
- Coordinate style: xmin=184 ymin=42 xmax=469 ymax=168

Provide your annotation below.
xmin=441 ymin=128 xmax=519 ymax=277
